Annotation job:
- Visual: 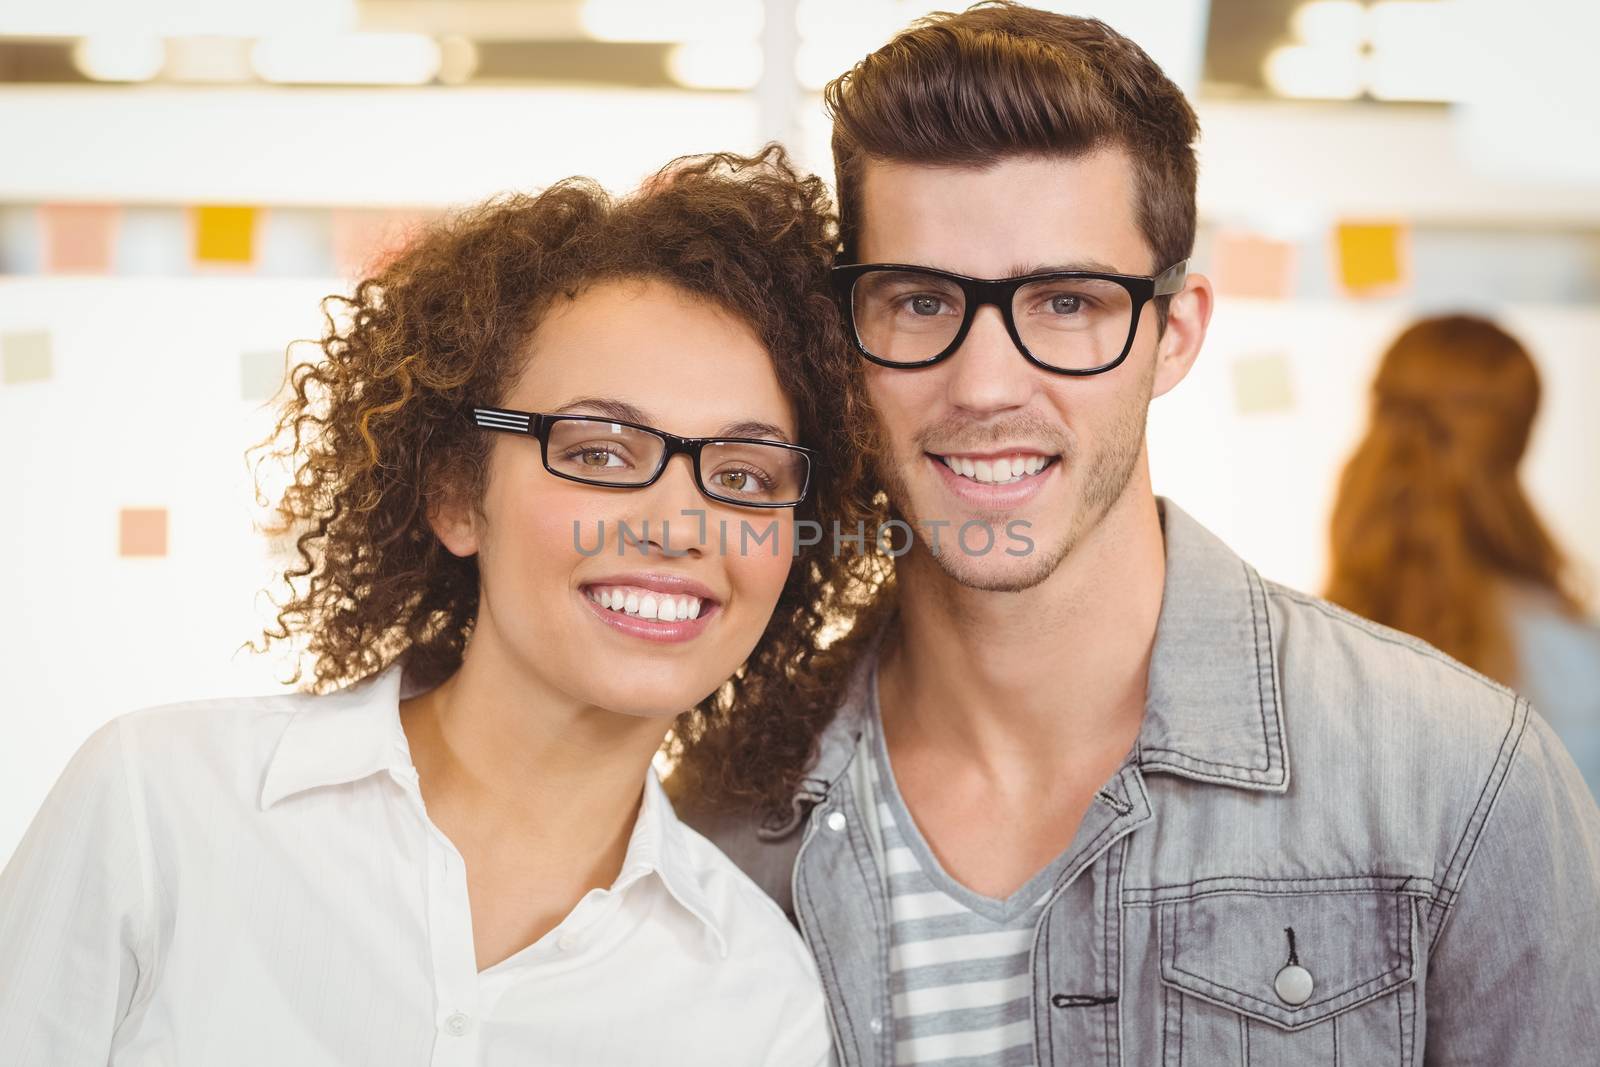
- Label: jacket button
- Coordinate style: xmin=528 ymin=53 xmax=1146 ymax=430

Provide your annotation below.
xmin=826 ymin=811 xmax=847 ymax=832
xmin=1274 ymin=964 xmax=1314 ymax=1006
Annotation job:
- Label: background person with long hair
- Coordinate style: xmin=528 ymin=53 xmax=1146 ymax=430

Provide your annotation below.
xmin=1326 ymin=314 xmax=1600 ymax=794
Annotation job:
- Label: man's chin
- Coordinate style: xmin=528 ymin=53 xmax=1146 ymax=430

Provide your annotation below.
xmin=923 ymin=538 xmax=1065 ymax=593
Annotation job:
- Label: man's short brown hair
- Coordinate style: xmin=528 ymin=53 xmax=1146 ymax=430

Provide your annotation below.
xmin=825 ymin=1 xmax=1199 ymax=275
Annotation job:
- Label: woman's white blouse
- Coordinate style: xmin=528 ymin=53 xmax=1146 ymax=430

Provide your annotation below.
xmin=0 ymin=667 xmax=830 ymax=1066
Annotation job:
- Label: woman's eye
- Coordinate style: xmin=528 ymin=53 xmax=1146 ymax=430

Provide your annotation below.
xmin=712 ymin=467 xmax=772 ymax=494
xmin=574 ymin=448 xmax=624 ymax=468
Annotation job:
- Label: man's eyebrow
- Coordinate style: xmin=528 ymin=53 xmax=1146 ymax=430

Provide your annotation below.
xmin=1007 ymin=258 xmax=1131 ymax=276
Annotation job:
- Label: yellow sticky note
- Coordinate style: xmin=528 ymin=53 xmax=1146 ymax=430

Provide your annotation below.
xmin=193 ymin=205 xmax=258 ymax=264
xmin=1336 ymin=222 xmax=1405 ymax=293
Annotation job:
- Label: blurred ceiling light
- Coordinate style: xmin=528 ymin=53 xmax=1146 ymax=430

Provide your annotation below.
xmin=1367 ymin=0 xmax=1465 ymax=100
xmin=251 ymin=33 xmax=443 ymax=85
xmin=163 ymin=36 xmax=255 ymax=83
xmin=1291 ymin=1 xmax=1367 ymax=50
xmin=1264 ymin=43 xmax=1365 ymax=100
xmin=436 ymin=35 xmax=480 ymax=86
xmin=581 ymin=0 xmax=761 ymax=44
xmin=1 ymin=0 xmax=356 ymax=37
xmin=667 ymin=42 xmax=763 ymax=90
xmin=72 ymin=35 xmax=166 ymax=82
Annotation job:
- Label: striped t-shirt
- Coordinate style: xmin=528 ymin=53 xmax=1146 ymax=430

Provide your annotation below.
xmin=860 ymin=713 xmax=1073 ymax=1067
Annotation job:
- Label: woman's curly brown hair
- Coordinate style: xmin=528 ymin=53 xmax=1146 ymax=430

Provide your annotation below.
xmin=254 ymin=145 xmax=893 ymax=817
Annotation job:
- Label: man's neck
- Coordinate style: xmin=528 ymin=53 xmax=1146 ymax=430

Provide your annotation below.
xmin=878 ymin=475 xmax=1166 ymax=787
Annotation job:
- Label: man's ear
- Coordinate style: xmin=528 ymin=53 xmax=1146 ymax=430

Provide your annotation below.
xmin=428 ymin=489 xmax=480 ymax=558
xmin=1152 ymin=272 xmax=1214 ymax=400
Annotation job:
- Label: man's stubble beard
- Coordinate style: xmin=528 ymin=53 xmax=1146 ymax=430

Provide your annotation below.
xmin=871 ymin=370 xmax=1155 ymax=594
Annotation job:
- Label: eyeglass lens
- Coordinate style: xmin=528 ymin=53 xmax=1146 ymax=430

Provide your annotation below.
xmin=849 ymin=268 xmax=1137 ymax=370
xmin=543 ymin=418 xmax=808 ymax=505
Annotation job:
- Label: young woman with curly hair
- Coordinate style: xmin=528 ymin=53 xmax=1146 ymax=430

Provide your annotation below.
xmin=0 ymin=147 xmax=888 ymax=1066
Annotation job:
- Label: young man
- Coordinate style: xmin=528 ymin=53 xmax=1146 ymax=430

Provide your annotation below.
xmin=688 ymin=4 xmax=1600 ymax=1065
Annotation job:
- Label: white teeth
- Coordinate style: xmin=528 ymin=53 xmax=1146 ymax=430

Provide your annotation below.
xmin=942 ymin=453 xmax=1051 ymax=485
xmin=587 ymin=586 xmax=707 ymax=622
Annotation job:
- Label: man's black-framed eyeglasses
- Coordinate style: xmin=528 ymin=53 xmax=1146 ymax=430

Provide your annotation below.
xmin=471 ymin=407 xmax=813 ymax=509
xmin=831 ymin=259 xmax=1188 ymax=375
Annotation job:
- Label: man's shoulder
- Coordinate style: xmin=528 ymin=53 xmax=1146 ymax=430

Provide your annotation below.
xmin=1263 ymin=578 xmax=1522 ymax=754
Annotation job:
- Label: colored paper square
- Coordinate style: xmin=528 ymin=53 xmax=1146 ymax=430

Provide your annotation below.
xmin=332 ymin=209 xmax=434 ymax=279
xmin=119 ymin=508 xmax=168 ymax=558
xmin=2 ymin=331 xmax=53 ymax=384
xmin=193 ymin=205 xmax=258 ymax=265
xmin=1211 ymin=231 xmax=1297 ymax=300
xmin=116 ymin=207 xmax=189 ymax=275
xmin=1232 ymin=352 xmax=1295 ymax=415
xmin=1336 ymin=222 xmax=1406 ymax=293
xmin=241 ymin=349 xmax=288 ymax=402
xmin=42 ymin=204 xmax=119 ymax=273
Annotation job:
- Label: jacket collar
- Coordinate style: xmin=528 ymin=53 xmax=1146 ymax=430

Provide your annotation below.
xmin=1138 ymin=499 xmax=1289 ymax=791
xmin=261 ymin=664 xmax=730 ymax=955
xmin=784 ymin=496 xmax=1288 ymax=816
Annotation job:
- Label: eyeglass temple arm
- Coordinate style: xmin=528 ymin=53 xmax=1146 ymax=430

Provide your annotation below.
xmin=471 ymin=406 xmax=543 ymax=435
xmin=1154 ymin=259 xmax=1188 ymax=296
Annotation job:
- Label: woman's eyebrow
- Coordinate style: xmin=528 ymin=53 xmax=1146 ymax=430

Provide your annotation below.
xmin=553 ymin=397 xmax=651 ymax=424
xmin=553 ymin=399 xmax=792 ymax=443
xmin=717 ymin=420 xmax=793 ymax=443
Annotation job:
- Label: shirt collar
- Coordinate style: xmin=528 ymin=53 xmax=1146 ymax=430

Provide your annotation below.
xmin=618 ymin=769 xmax=731 ymax=958
xmin=260 ymin=664 xmax=420 ymax=810
xmin=792 ymin=497 xmax=1289 ymax=807
xmin=261 ymin=665 xmax=730 ymax=955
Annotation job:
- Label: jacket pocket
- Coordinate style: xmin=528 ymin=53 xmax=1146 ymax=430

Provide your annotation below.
xmin=1158 ymin=888 xmax=1421 ymax=1066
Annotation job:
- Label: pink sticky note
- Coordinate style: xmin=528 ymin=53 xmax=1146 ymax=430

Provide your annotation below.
xmin=1211 ymin=231 xmax=1298 ymax=300
xmin=332 ymin=209 xmax=435 ymax=279
xmin=119 ymin=507 xmax=169 ymax=558
xmin=42 ymin=204 xmax=120 ymax=274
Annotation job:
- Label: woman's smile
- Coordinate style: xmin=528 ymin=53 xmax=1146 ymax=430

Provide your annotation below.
xmin=578 ymin=572 xmax=723 ymax=644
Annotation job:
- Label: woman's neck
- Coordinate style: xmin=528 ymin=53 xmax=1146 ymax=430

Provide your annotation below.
xmin=398 ymin=631 xmax=670 ymax=891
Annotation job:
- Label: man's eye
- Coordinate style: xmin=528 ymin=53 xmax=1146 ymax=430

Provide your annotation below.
xmin=1049 ymin=294 xmax=1083 ymax=314
xmin=907 ymin=295 xmax=944 ymax=316
xmin=576 ymin=448 xmax=622 ymax=467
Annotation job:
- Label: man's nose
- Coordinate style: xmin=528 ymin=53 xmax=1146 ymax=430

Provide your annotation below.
xmin=942 ymin=303 xmax=1034 ymax=414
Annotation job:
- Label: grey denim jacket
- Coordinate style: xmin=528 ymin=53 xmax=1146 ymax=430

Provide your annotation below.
xmin=687 ymin=500 xmax=1600 ymax=1066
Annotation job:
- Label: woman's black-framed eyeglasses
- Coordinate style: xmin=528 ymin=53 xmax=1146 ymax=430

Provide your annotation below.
xmin=831 ymin=259 xmax=1188 ymax=375
xmin=472 ymin=407 xmax=813 ymax=509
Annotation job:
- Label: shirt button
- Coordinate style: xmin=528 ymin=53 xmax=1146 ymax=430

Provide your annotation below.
xmin=443 ymin=1012 xmax=470 ymax=1036
xmin=1274 ymin=964 xmax=1314 ymax=1006
xmin=869 ymin=1016 xmax=883 ymax=1035
xmin=558 ymin=931 xmax=581 ymax=952
xmin=826 ymin=811 xmax=847 ymax=832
